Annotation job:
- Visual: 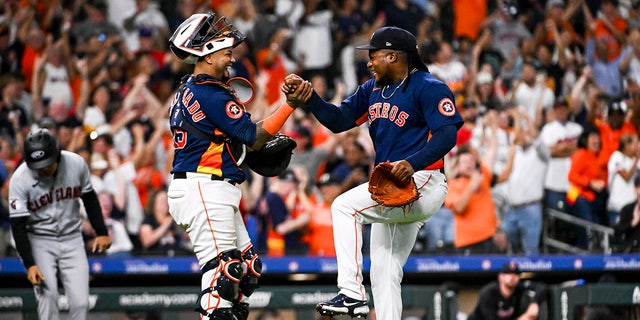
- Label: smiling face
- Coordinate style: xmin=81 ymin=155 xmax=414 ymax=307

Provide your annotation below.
xmin=367 ymin=49 xmax=395 ymax=86
xmin=203 ymin=48 xmax=236 ymax=80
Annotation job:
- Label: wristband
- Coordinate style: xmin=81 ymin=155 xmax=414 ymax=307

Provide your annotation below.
xmin=263 ymin=102 xmax=294 ymax=135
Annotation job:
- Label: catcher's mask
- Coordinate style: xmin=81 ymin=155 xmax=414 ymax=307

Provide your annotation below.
xmin=169 ymin=12 xmax=245 ymax=64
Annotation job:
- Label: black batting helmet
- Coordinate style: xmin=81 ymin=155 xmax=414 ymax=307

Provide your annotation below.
xmin=23 ymin=129 xmax=61 ymax=170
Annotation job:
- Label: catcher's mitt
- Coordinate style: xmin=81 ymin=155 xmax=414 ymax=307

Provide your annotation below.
xmin=246 ymin=134 xmax=297 ymax=177
xmin=368 ymin=161 xmax=420 ymax=208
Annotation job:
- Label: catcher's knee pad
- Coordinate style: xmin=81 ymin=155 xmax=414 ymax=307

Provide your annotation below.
xmin=239 ymin=247 xmax=262 ymax=297
xmin=201 ymin=250 xmax=243 ymax=302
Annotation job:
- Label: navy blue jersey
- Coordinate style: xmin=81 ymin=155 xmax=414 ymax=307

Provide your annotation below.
xmin=169 ymin=75 xmax=257 ymax=182
xmin=306 ymin=70 xmax=463 ymax=169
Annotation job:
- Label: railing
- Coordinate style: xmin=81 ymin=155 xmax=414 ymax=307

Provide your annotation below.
xmin=543 ymin=208 xmax=616 ymax=255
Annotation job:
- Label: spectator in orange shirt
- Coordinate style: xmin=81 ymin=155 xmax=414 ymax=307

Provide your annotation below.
xmin=593 ymin=101 xmax=638 ymax=169
xmin=535 ymin=0 xmax=581 ymax=48
xmin=583 ymin=0 xmax=627 ymax=62
xmin=452 ymin=0 xmax=488 ymax=41
xmin=256 ymin=28 xmax=293 ymax=107
xmin=567 ymin=127 xmax=608 ymax=249
xmin=20 ymin=26 xmax=46 ymax=94
xmin=305 ymin=173 xmax=344 ymax=257
xmin=446 ymin=142 xmax=512 ymax=255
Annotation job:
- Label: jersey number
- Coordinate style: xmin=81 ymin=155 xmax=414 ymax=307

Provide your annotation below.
xmin=173 ymin=129 xmax=187 ymax=149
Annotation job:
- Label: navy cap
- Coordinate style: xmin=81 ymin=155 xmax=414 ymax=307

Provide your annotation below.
xmin=139 ymin=27 xmax=153 ymax=37
xmin=317 ymin=172 xmax=343 ymax=187
xmin=356 ymin=27 xmax=419 ymax=53
xmin=608 ymin=101 xmax=628 ymax=114
xmin=500 ymin=261 xmax=521 ymax=274
xmin=278 ymin=169 xmax=299 ymax=184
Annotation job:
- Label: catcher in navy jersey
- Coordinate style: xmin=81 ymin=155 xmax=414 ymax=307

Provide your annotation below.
xmin=167 ymin=12 xmax=311 ymax=320
xmin=9 ymin=129 xmax=111 ymax=320
xmin=284 ymin=26 xmax=463 ymax=319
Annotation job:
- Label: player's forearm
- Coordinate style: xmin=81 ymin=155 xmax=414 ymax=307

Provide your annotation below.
xmin=252 ymin=102 xmax=295 ymax=150
xmin=306 ymin=93 xmax=356 ymax=133
xmin=82 ymin=191 xmax=109 ymax=236
xmin=405 ymin=125 xmax=457 ymax=170
xmin=518 ymin=303 xmax=539 ymax=320
xmin=10 ymin=217 xmax=36 ymax=268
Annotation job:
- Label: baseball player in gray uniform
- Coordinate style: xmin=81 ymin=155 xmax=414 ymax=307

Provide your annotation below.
xmin=9 ymin=129 xmax=111 ymax=320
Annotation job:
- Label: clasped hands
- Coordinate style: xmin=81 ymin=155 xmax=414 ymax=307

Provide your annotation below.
xmin=281 ymin=74 xmax=313 ymax=108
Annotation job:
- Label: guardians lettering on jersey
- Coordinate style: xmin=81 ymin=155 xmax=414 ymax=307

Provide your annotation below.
xmin=368 ymin=102 xmax=409 ymax=126
xmin=29 ymin=186 xmax=82 ymax=211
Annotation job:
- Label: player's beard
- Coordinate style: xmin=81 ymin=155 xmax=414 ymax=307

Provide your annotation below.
xmin=221 ymin=66 xmax=232 ymax=82
xmin=375 ymin=73 xmax=394 ymax=87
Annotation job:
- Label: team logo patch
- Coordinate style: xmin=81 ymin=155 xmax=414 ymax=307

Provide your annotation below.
xmin=10 ymin=199 xmax=21 ymax=211
xmin=225 ymin=101 xmax=244 ymax=119
xmin=30 ymin=150 xmax=46 ymax=160
xmin=437 ymin=98 xmax=456 ymax=116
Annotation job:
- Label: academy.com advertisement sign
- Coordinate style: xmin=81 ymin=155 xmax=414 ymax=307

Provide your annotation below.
xmin=0 ymin=286 xmax=436 ymax=311
xmin=0 ymin=287 xmax=341 ymax=311
xmin=0 ymin=289 xmax=200 ymax=311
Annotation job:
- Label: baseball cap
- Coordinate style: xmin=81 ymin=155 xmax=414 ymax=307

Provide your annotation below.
xmin=91 ymin=153 xmax=108 ymax=170
xmin=290 ymin=126 xmax=312 ymax=139
xmin=317 ymin=172 xmax=343 ymax=187
xmin=608 ymin=101 xmax=628 ymax=114
xmin=278 ymin=169 xmax=299 ymax=184
xmin=85 ymin=0 xmax=108 ymax=13
xmin=500 ymin=261 xmax=521 ymax=274
xmin=547 ymin=0 xmax=565 ymax=9
xmin=38 ymin=116 xmax=57 ymax=130
xmin=476 ymin=71 xmax=493 ymax=85
xmin=139 ymin=27 xmax=153 ymax=38
xmin=356 ymin=26 xmax=429 ymax=72
xmin=356 ymin=27 xmax=419 ymax=53
xmin=553 ymin=97 xmax=569 ymax=108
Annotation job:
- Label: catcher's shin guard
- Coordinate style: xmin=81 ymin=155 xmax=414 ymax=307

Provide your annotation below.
xmin=196 ymin=250 xmax=243 ymax=317
xmin=239 ymin=247 xmax=262 ymax=297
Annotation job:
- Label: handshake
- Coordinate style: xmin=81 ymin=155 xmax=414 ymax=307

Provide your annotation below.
xmin=281 ymin=74 xmax=313 ymax=108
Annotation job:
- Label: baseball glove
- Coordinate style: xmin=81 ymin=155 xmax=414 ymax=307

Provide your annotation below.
xmin=246 ymin=134 xmax=297 ymax=177
xmin=368 ymin=161 xmax=420 ymax=208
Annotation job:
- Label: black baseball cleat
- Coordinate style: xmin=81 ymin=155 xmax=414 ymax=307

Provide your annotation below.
xmin=316 ymin=294 xmax=369 ymax=318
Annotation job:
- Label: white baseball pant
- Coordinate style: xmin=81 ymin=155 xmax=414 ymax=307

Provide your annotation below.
xmin=332 ymin=169 xmax=448 ymax=320
xmin=167 ymin=173 xmax=251 ymax=313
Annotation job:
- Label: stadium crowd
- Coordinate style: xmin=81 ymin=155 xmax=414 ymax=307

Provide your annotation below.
xmin=0 ymin=0 xmax=640 ymax=260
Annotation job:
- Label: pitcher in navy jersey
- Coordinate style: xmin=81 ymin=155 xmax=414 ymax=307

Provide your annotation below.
xmin=284 ymin=26 xmax=463 ymax=320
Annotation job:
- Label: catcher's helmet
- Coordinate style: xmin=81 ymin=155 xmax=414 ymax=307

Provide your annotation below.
xmin=23 ymin=129 xmax=61 ymax=170
xmin=169 ymin=12 xmax=245 ymax=64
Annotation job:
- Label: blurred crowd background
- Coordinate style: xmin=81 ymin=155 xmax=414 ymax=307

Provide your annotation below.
xmin=0 ymin=0 xmax=640 ymax=260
